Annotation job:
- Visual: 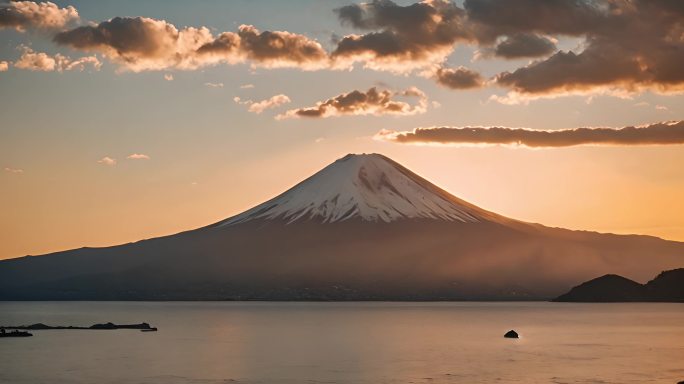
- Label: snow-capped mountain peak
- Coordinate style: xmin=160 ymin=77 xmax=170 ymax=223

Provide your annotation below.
xmin=215 ymin=153 xmax=505 ymax=225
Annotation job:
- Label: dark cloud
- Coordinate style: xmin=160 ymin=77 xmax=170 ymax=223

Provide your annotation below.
xmin=277 ymin=87 xmax=428 ymax=119
xmin=463 ymin=0 xmax=606 ymax=40
xmin=480 ymin=0 xmax=684 ymax=96
xmin=376 ymin=121 xmax=684 ymax=147
xmin=329 ymin=0 xmax=565 ymax=70
xmin=494 ymin=42 xmax=641 ymax=95
xmin=493 ymin=33 xmax=556 ymax=59
xmin=332 ymin=0 xmax=471 ymax=71
xmin=331 ymin=0 xmax=684 ymax=95
xmin=495 ymin=36 xmax=684 ymax=97
xmin=434 ymin=66 xmax=483 ymax=89
xmin=0 ymin=1 xmax=78 ymax=32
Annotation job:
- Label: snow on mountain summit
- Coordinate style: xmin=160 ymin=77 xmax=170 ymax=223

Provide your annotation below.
xmin=216 ymin=153 xmax=505 ymax=225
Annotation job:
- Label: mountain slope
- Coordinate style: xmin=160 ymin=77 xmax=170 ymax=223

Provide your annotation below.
xmin=0 ymin=153 xmax=682 ymax=300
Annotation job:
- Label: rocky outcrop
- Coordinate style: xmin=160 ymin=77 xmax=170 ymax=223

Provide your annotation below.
xmin=504 ymin=330 xmax=519 ymax=338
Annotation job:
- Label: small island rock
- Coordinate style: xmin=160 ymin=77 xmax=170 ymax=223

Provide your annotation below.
xmin=504 ymin=330 xmax=519 ymax=338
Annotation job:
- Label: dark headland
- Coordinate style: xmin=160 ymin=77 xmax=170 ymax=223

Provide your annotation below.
xmin=554 ymin=268 xmax=684 ymax=302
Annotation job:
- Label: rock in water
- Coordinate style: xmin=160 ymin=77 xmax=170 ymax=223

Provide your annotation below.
xmin=504 ymin=330 xmax=519 ymax=338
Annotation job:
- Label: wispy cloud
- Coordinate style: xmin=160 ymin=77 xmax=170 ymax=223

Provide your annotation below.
xmin=277 ymin=87 xmax=428 ymax=119
xmin=234 ymin=94 xmax=291 ymax=114
xmin=97 ymin=156 xmax=116 ymax=166
xmin=4 ymin=167 xmax=24 ymax=174
xmin=126 ymin=153 xmax=150 ymax=160
xmin=204 ymin=82 xmax=224 ymax=88
xmin=376 ymin=121 xmax=684 ymax=148
xmin=240 ymin=83 xmax=254 ymax=89
xmin=0 ymin=61 xmax=8 ymax=72
xmin=163 ymin=73 xmax=173 ymax=81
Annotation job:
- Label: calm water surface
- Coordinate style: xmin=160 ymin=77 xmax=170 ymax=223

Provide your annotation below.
xmin=0 ymin=302 xmax=682 ymax=384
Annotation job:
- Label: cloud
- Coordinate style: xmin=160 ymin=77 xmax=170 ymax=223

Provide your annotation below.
xmin=197 ymin=24 xmax=330 ymax=70
xmin=277 ymin=87 xmax=428 ymax=119
xmin=163 ymin=73 xmax=173 ymax=81
xmin=53 ymin=17 xmax=215 ymax=72
xmin=482 ymin=0 xmax=684 ymax=96
xmin=240 ymin=83 xmax=254 ymax=89
xmin=126 ymin=153 xmax=150 ymax=160
xmin=332 ymin=0 xmax=472 ymax=72
xmin=97 ymin=156 xmax=116 ymax=166
xmin=53 ymin=17 xmax=329 ymax=72
xmin=376 ymin=120 xmax=684 ymax=148
xmin=234 ymin=94 xmax=291 ymax=114
xmin=434 ymin=66 xmax=483 ymax=89
xmin=493 ymin=33 xmax=556 ymax=59
xmin=0 ymin=61 xmax=8 ymax=71
xmin=231 ymin=24 xmax=329 ymax=70
xmin=0 ymin=1 xmax=79 ymax=32
xmin=330 ymin=0 xmax=684 ymax=95
xmin=14 ymin=46 xmax=56 ymax=71
xmin=463 ymin=0 xmax=605 ymax=39
xmin=9 ymin=0 xmax=683 ymax=99
xmin=13 ymin=46 xmax=101 ymax=72
xmin=204 ymin=82 xmax=223 ymax=88
xmin=4 ymin=167 xmax=24 ymax=174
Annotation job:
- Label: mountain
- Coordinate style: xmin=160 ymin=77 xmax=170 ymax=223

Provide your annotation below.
xmin=1 ymin=153 xmax=683 ymax=300
xmin=646 ymin=268 xmax=684 ymax=301
xmin=552 ymin=275 xmax=649 ymax=302
xmin=215 ymin=153 xmax=509 ymax=225
xmin=554 ymin=268 xmax=684 ymax=302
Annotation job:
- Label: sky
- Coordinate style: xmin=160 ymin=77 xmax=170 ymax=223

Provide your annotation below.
xmin=1 ymin=0 xmax=683 ymax=259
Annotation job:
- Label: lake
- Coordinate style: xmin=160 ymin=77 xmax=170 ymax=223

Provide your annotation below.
xmin=1 ymin=302 xmax=683 ymax=383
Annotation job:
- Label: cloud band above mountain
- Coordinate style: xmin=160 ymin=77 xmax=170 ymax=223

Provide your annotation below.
xmin=4 ymin=0 xmax=684 ymax=99
xmin=376 ymin=121 xmax=684 ymax=148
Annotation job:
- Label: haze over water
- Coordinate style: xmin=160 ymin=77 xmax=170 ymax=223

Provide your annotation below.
xmin=1 ymin=302 xmax=683 ymax=384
